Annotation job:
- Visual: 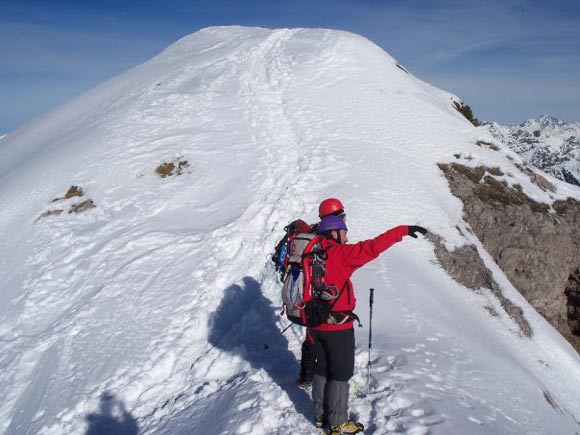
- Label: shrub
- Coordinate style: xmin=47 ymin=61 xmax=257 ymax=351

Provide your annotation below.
xmin=65 ymin=185 xmax=84 ymax=199
xmin=453 ymin=100 xmax=480 ymax=126
xmin=155 ymin=158 xmax=190 ymax=178
xmin=52 ymin=185 xmax=84 ymax=202
xmin=156 ymin=162 xmax=175 ymax=178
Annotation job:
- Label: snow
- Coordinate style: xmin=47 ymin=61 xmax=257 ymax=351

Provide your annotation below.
xmin=1 ymin=26 xmax=580 ymax=434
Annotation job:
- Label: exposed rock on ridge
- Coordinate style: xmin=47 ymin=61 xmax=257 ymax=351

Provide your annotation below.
xmin=429 ymin=233 xmax=532 ymax=336
xmin=439 ymin=162 xmax=580 ymax=352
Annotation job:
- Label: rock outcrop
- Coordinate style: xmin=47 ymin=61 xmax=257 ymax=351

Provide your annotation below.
xmin=439 ymin=162 xmax=580 ymax=352
xmin=429 ymin=233 xmax=532 ymax=336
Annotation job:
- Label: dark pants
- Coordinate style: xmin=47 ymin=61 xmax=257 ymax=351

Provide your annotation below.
xmin=310 ymin=328 xmax=355 ymax=426
xmin=299 ymin=329 xmax=315 ymax=383
xmin=311 ymin=328 xmax=355 ymax=381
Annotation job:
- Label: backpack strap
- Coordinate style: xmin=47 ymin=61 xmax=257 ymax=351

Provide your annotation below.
xmin=326 ymin=282 xmax=363 ymax=327
xmin=328 ymin=311 xmax=363 ymax=327
xmin=301 ymin=235 xmax=326 ymax=302
xmin=328 ymin=281 xmax=348 ymax=309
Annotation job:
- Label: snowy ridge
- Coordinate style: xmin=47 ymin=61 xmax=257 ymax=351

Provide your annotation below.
xmin=0 ymin=27 xmax=579 ymax=435
xmin=484 ymin=115 xmax=580 ymax=186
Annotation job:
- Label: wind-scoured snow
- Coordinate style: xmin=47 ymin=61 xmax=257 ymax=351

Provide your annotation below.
xmin=0 ymin=27 xmax=579 ymax=435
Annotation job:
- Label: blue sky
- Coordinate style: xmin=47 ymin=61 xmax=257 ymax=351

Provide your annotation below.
xmin=1 ymin=0 xmax=579 ymax=132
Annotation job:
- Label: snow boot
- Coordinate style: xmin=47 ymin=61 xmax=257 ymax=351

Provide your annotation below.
xmin=314 ymin=417 xmax=326 ymax=429
xmin=297 ymin=378 xmax=312 ymax=390
xmin=328 ymin=420 xmax=364 ymax=434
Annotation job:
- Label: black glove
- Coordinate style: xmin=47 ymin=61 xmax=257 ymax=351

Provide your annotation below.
xmin=408 ymin=225 xmax=428 ymax=238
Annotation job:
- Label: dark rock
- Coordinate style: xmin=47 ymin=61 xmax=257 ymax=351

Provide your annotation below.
xmin=565 ymin=269 xmax=580 ymax=336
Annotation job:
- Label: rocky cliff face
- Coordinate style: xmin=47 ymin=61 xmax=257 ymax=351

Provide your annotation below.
xmin=438 ymin=162 xmax=580 ymax=352
xmin=484 ymin=115 xmax=580 ymax=186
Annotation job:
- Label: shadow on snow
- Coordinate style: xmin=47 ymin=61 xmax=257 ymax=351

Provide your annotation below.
xmin=84 ymin=391 xmax=139 ymax=435
xmin=208 ymin=276 xmax=311 ymax=421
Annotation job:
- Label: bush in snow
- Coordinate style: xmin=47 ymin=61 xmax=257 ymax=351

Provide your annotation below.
xmin=453 ymin=100 xmax=480 ymax=126
xmin=155 ymin=158 xmax=190 ymax=178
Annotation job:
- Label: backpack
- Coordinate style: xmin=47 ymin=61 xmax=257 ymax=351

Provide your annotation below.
xmin=280 ymin=232 xmax=344 ymax=327
xmin=272 ymin=219 xmax=312 ymax=279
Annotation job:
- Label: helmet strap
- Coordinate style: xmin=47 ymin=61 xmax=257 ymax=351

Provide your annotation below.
xmin=321 ymin=229 xmax=343 ymax=244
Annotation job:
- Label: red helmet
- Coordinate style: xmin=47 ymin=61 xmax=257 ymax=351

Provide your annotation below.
xmin=319 ymin=198 xmax=344 ymax=218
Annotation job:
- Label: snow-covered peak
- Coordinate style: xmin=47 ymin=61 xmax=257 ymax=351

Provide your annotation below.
xmin=521 ymin=114 xmax=566 ymax=130
xmin=1 ymin=27 xmax=579 ymax=435
xmin=484 ymin=115 xmax=580 ymax=186
xmin=518 ymin=114 xmax=580 ymax=136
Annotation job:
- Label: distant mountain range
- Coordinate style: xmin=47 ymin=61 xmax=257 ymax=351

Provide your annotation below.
xmin=483 ymin=115 xmax=580 ymax=186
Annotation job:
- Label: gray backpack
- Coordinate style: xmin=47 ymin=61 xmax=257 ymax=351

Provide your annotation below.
xmin=281 ymin=233 xmax=339 ymax=326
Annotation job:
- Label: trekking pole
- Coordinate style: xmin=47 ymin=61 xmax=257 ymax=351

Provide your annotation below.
xmin=367 ymin=287 xmax=374 ymax=396
xmin=281 ymin=322 xmax=294 ymax=335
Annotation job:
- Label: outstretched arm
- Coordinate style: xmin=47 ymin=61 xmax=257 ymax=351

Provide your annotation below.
xmin=339 ymin=225 xmax=428 ymax=273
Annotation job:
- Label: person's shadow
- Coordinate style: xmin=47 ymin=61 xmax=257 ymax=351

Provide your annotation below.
xmin=208 ymin=276 xmax=311 ymax=420
xmin=85 ymin=391 xmax=139 ymax=435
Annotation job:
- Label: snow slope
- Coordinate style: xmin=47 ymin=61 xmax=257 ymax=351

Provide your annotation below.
xmin=1 ymin=27 xmax=579 ymax=434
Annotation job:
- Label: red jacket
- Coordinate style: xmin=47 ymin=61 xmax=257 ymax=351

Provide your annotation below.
xmin=311 ymin=225 xmax=409 ymax=332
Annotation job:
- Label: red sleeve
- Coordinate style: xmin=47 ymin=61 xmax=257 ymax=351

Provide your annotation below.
xmin=338 ymin=225 xmax=409 ymax=274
